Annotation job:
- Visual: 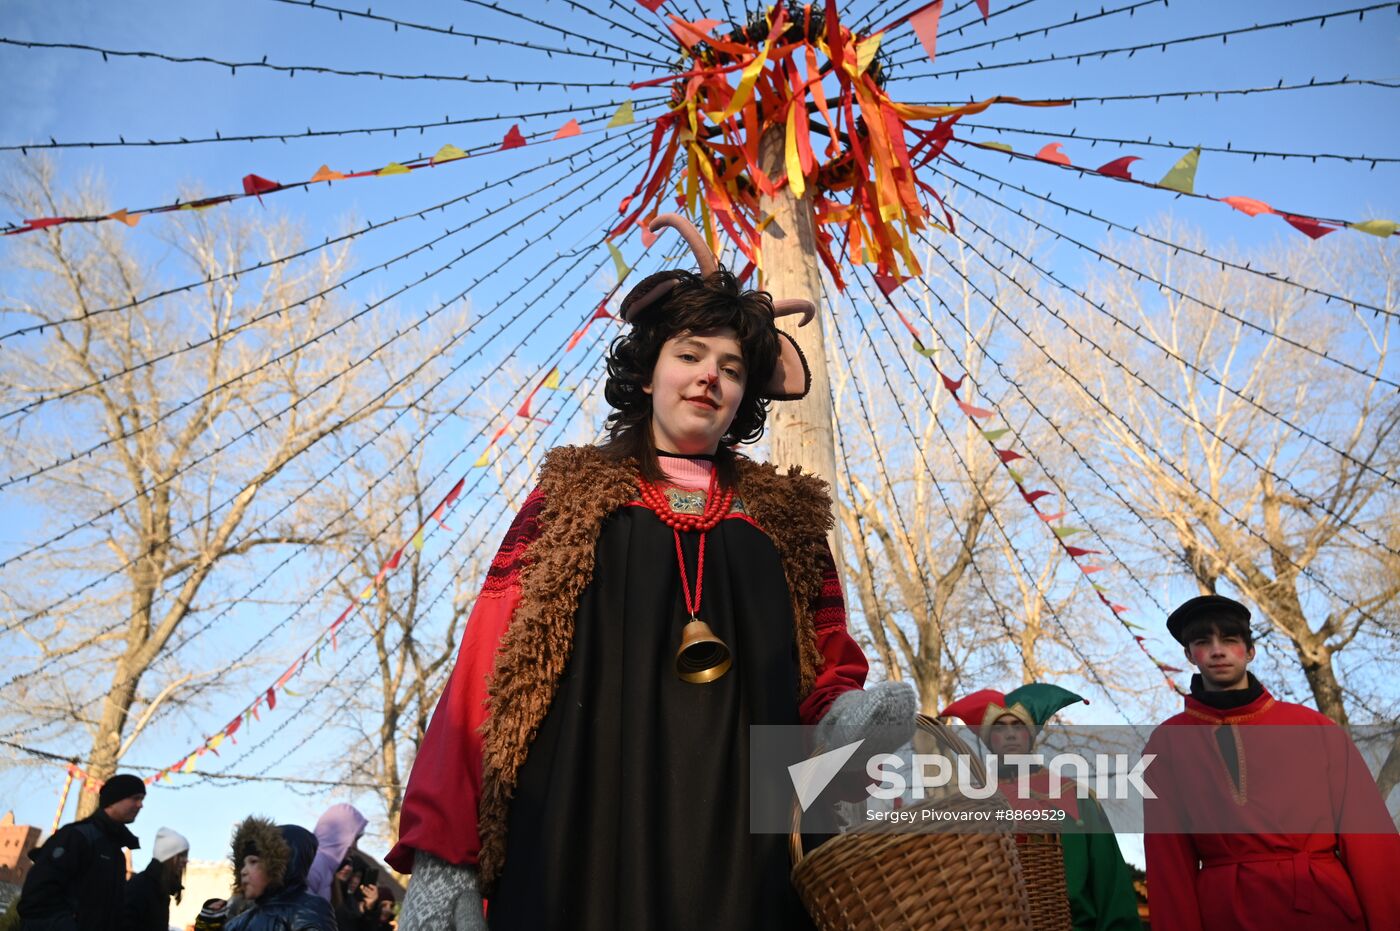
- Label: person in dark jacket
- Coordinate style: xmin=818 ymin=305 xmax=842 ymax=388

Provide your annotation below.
xmin=226 ymin=816 xmax=336 ymax=931
xmin=121 ymin=826 xmax=189 ymax=931
xmin=18 ymin=773 xmax=145 ymax=931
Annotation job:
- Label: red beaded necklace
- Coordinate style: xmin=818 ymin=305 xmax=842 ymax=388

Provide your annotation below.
xmin=637 ymin=465 xmax=734 ymax=622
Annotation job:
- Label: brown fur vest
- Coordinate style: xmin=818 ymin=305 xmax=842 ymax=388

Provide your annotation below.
xmin=476 ymin=445 xmax=833 ymax=887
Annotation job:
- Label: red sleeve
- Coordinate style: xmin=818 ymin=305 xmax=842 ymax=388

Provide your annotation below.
xmin=1143 ymin=726 xmax=1204 ymax=931
xmin=386 ymin=490 xmax=545 ymax=873
xmin=797 ymin=542 xmax=869 ymax=725
xmin=1329 ymin=723 xmax=1400 ymax=926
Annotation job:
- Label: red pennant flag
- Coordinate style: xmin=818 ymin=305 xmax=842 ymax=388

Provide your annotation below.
xmin=442 ymin=477 xmax=466 ymax=508
xmin=1095 ymin=156 xmax=1140 ymax=179
xmin=242 ymin=174 xmax=282 ymax=196
xmin=553 ymin=119 xmax=582 ymax=140
xmin=1063 ymin=546 xmax=1103 ymax=557
xmin=1081 ymin=564 xmax=1107 ymax=574
xmin=1281 ymin=214 xmax=1338 ymax=239
xmin=636 ymin=0 xmax=664 ymax=11
xmin=1158 ymin=664 xmax=1185 ymax=674
xmin=8 ymin=216 xmax=72 ymax=235
xmin=996 ymin=449 xmax=1024 ymax=463
xmin=500 ymin=124 xmax=527 ymax=150
xmin=1110 ymin=603 xmax=1129 ymax=614
xmin=1038 ymin=511 xmax=1067 ymax=522
xmin=1220 ymin=195 xmax=1274 ymax=217
xmin=667 ymin=16 xmax=722 ymax=48
xmin=383 ymin=545 xmax=405 ymax=572
xmin=1035 ymin=143 xmax=1071 ymax=165
xmin=873 ymin=272 xmax=900 ymax=296
xmin=225 ymin=717 xmax=242 ymax=738
xmin=956 ymin=399 xmax=993 ymax=419
xmin=266 ymin=688 xmax=277 ymax=711
xmin=909 ymin=1 xmax=944 ymax=63
xmin=274 ymin=664 xmax=296 ymax=690
xmin=1021 ymin=489 xmax=1052 ymax=504
xmin=940 ymin=372 xmax=965 ymax=393
xmin=976 ymin=0 xmax=990 ymax=20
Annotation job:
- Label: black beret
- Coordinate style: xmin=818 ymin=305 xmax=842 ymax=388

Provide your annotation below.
xmin=1166 ymin=594 xmax=1251 ymax=644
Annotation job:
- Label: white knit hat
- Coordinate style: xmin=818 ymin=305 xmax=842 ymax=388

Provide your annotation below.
xmin=153 ymin=826 xmax=190 ymax=862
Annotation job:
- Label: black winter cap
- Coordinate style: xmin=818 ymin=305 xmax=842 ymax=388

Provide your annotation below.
xmin=98 ymin=773 xmax=146 ymax=808
xmin=1166 ymin=594 xmax=1251 ymax=644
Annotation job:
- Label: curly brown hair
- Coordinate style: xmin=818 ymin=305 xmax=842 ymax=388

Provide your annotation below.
xmin=600 ymin=269 xmax=780 ymax=485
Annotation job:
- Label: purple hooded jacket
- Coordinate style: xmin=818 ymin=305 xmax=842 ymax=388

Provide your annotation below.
xmin=305 ymin=803 xmax=368 ymax=902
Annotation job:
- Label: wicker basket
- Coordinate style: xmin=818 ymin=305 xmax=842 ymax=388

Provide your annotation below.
xmin=1015 ymin=834 xmax=1073 ymax=931
xmin=789 ymin=715 xmax=1034 ymax=931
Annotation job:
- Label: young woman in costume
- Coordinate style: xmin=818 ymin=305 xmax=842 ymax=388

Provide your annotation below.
xmin=389 ymin=214 xmax=916 ymax=930
xmin=942 ymin=683 xmax=1142 ymax=931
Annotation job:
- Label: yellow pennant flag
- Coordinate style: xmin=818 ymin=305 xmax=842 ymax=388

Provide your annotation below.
xmin=853 ymin=32 xmax=883 ymax=76
xmin=378 ymin=162 xmax=412 ymax=176
xmin=606 ymin=240 xmax=631 ymax=283
xmin=473 ymin=450 xmax=491 ymax=468
xmin=607 ymin=100 xmax=636 ymax=128
xmin=208 ymin=733 xmax=225 ymax=752
xmin=182 ymin=756 xmax=197 ymax=774
xmin=412 ymin=528 xmax=426 ymax=551
xmin=431 ymin=144 xmax=468 ymax=164
xmin=358 ymin=583 xmax=375 ymax=601
xmin=543 ymin=368 xmax=561 ymax=390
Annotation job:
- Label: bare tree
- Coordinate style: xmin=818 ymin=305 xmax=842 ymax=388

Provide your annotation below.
xmin=0 ymin=158 xmax=420 ymax=811
xmin=1022 ymin=222 xmax=1399 ymax=739
xmin=828 ymin=231 xmax=1126 ymax=712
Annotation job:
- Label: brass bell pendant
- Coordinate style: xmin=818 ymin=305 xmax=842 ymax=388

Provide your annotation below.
xmin=675 ymin=617 xmax=732 ymax=683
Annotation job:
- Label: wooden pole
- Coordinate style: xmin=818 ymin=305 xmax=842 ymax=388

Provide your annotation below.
xmin=51 ymin=765 xmax=76 ymax=835
xmin=757 ymin=126 xmax=840 ymax=495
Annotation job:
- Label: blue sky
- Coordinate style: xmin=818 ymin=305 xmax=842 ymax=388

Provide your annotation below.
xmin=1 ymin=0 xmax=1396 ymax=869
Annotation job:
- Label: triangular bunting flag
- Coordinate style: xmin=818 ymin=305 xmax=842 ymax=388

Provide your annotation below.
xmin=909 ymin=2 xmax=944 ymax=63
xmin=310 ymin=165 xmax=347 ymax=183
xmin=1157 ymin=147 xmax=1201 ymax=194
xmin=108 ymin=209 xmax=140 ymax=227
xmin=431 ymin=144 xmax=468 ymax=164
xmin=377 ymin=162 xmax=411 ymax=176
xmin=553 ymin=118 xmax=582 ymax=140
xmin=607 ymin=101 xmax=636 ymax=128
xmin=501 ymin=124 xmax=527 ymax=150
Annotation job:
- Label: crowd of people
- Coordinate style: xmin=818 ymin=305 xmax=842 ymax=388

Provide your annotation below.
xmin=9 ymin=792 xmax=396 ymax=931
xmin=10 ymin=213 xmax=1398 ymax=930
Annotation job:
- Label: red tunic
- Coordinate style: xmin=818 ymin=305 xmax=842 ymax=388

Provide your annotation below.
xmin=1143 ymin=686 xmax=1399 ymax=931
xmin=386 ymin=486 xmax=868 ymax=875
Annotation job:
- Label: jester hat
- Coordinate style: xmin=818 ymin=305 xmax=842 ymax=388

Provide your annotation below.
xmin=940 ymin=683 xmax=1088 ymax=748
xmin=618 ymin=213 xmax=813 ymax=401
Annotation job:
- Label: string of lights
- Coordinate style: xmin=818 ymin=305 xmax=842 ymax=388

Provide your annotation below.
xmin=886 ymin=0 xmax=1169 ymax=64
xmin=1 ymin=96 xmax=667 ymax=152
xmin=0 ymin=165 xmax=649 ymax=646
xmin=894 ymin=4 xmax=1400 ymax=81
xmin=940 ymin=158 xmax=1397 ymax=320
xmin=932 ymin=166 xmax=1400 ymax=485
xmin=956 ymin=120 xmax=1400 ymax=165
xmin=909 ymin=224 xmax=1397 ymax=629
xmin=0 ymin=36 xmax=647 ymax=88
xmin=0 ymin=127 xmax=646 ymax=343
xmin=266 ymin=0 xmax=660 ymax=69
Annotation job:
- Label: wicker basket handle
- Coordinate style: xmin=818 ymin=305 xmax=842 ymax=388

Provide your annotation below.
xmin=789 ymin=714 xmax=986 ymax=866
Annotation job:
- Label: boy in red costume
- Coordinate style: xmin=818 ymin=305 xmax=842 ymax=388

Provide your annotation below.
xmin=1144 ymin=594 xmax=1399 ymax=930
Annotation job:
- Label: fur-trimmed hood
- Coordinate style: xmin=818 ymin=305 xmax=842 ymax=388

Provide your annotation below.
xmin=230 ymin=817 xmax=318 ymax=899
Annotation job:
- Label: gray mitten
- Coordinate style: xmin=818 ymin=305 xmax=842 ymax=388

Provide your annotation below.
xmin=398 ymin=851 xmax=486 ymax=931
xmin=815 ymin=681 xmax=918 ymax=755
